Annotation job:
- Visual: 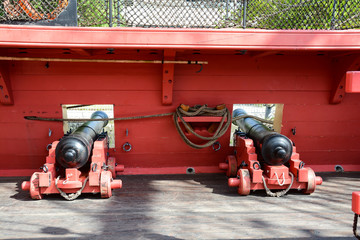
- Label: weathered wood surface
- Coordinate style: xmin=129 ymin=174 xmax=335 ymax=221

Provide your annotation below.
xmin=0 ymin=172 xmax=359 ymax=239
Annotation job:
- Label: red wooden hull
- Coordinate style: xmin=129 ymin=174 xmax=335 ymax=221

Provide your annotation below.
xmin=0 ymin=25 xmax=360 ymax=176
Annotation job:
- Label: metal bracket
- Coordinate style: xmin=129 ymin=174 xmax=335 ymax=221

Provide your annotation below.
xmin=162 ymin=49 xmax=176 ymax=105
xmin=0 ymin=67 xmax=13 ymax=105
xmin=330 ymin=55 xmax=360 ymax=104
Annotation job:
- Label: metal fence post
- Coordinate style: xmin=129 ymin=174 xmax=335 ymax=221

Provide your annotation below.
xmin=109 ymin=0 xmax=113 ymax=27
xmin=242 ymin=0 xmax=247 ymax=29
xmin=226 ymin=0 xmax=230 ymax=27
xmin=117 ymin=0 xmax=121 ymax=26
xmin=330 ymin=0 xmax=337 ymax=30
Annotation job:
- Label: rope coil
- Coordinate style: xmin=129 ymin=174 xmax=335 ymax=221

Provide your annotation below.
xmin=173 ymin=105 xmax=231 ymax=149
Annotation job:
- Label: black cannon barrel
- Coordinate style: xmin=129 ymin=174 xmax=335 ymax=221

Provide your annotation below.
xmin=233 ymin=109 xmax=292 ymax=166
xmin=55 ymin=111 xmax=108 ymax=169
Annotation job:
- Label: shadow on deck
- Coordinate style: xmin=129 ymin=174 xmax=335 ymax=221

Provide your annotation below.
xmin=0 ymin=172 xmax=359 ymax=239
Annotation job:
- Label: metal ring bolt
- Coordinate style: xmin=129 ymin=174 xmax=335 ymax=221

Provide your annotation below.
xmin=212 ymin=141 xmax=221 ymax=151
xmin=42 ymin=165 xmax=48 ymax=173
xmin=299 ymin=161 xmax=305 ymax=169
xmin=123 ymin=142 xmax=132 ymax=152
xmin=253 ymin=162 xmax=261 ymax=170
xmin=46 ymin=144 xmax=52 ymax=151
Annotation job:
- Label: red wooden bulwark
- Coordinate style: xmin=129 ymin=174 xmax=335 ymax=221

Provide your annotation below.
xmin=0 ymin=25 xmax=360 ymax=176
xmin=1 ymin=26 xmax=360 ymax=49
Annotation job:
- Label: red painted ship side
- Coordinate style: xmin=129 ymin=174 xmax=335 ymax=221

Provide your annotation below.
xmin=0 ymin=25 xmax=360 ymax=176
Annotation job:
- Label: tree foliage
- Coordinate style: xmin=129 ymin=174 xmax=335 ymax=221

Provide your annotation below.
xmin=242 ymin=0 xmax=360 ymax=29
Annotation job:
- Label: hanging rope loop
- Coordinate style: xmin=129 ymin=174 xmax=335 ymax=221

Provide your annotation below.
xmin=262 ymin=172 xmax=294 ymax=197
xmin=274 ymin=172 xmax=286 ymax=186
xmin=55 ymin=176 xmax=89 ymax=201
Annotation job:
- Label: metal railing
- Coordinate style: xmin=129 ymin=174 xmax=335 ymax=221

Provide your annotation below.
xmin=1 ymin=0 xmax=360 ymax=29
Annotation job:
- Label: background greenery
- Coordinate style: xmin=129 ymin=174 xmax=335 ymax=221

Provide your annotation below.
xmin=242 ymin=0 xmax=360 ymax=29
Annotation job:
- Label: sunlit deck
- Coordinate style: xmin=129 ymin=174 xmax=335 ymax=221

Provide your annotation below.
xmin=0 ymin=172 xmax=358 ymax=239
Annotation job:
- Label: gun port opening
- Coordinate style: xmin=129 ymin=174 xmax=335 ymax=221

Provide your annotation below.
xmin=62 ymin=104 xmax=115 ymax=148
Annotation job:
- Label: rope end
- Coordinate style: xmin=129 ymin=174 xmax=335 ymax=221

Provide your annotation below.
xmin=24 ymin=116 xmax=36 ymax=120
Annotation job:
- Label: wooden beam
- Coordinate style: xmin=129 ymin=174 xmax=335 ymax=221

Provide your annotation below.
xmin=162 ymin=49 xmax=176 ymax=105
xmin=330 ymin=55 xmax=360 ymax=104
xmin=0 ymin=63 xmax=13 ymax=105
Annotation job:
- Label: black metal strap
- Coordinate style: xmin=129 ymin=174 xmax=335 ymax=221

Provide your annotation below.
xmin=354 ymin=213 xmax=360 ymax=239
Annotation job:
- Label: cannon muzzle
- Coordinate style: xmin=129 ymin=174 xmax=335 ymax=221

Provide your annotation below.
xmin=55 ymin=111 xmax=108 ymax=169
xmin=233 ymin=108 xmax=292 ymax=166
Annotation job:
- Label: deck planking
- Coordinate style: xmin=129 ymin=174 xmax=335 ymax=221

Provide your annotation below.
xmin=0 ymin=172 xmax=359 ymax=239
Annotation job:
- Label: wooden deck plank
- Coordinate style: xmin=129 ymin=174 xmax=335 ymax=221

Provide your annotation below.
xmin=0 ymin=172 xmax=359 ymax=239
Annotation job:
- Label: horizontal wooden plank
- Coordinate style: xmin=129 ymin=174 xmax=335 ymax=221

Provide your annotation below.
xmin=282 ymin=121 xmax=360 ymax=137
xmin=11 ymin=74 xmax=161 ymax=91
xmin=3 ymin=90 xmax=163 ymax=106
xmin=0 ymin=155 xmax=43 ymax=169
xmin=176 ymin=54 xmax=332 ymax=76
xmin=10 ymin=74 xmax=331 ymax=91
xmin=175 ymin=75 xmax=331 ymax=91
xmin=296 ymin=150 xmax=360 ymax=165
xmin=8 ymin=55 xmax=333 ymax=91
xmin=290 ymin=136 xmax=360 ymax=151
xmin=283 ymin=104 xmax=360 ymax=122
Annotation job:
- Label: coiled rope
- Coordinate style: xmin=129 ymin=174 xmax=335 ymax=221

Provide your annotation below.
xmin=24 ymin=104 xmax=273 ymax=149
xmin=173 ymin=104 xmax=231 ymax=149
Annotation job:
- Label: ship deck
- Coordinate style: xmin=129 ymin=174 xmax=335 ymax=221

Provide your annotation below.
xmin=0 ymin=172 xmax=358 ymax=239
